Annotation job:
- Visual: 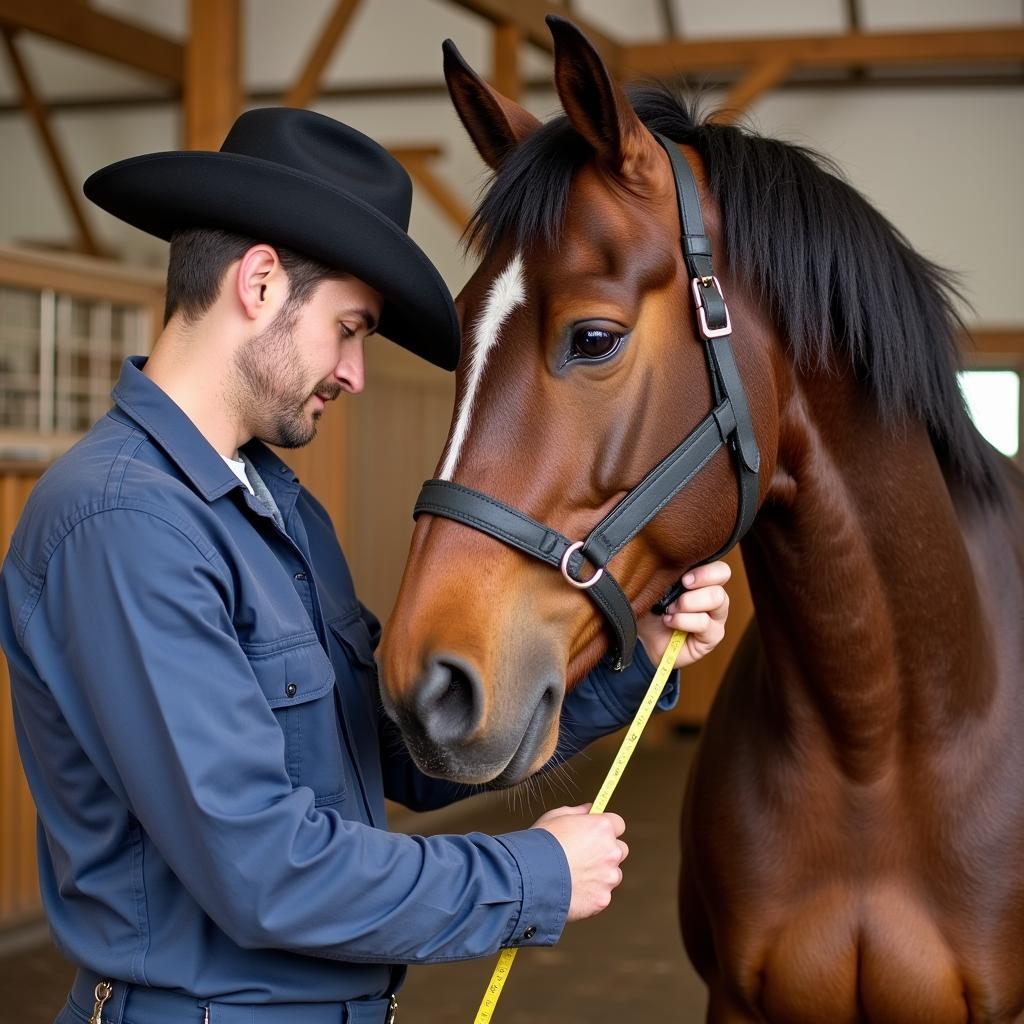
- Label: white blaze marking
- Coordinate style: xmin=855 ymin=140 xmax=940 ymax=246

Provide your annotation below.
xmin=439 ymin=252 xmax=525 ymax=481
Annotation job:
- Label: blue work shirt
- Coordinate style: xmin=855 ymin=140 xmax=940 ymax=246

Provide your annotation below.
xmin=0 ymin=356 xmax=678 ymax=1007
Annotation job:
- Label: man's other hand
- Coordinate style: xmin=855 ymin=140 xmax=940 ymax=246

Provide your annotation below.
xmin=532 ymin=804 xmax=628 ymax=922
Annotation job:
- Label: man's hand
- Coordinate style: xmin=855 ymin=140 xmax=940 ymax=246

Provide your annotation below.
xmin=532 ymin=804 xmax=628 ymax=922
xmin=636 ymin=560 xmax=732 ymax=669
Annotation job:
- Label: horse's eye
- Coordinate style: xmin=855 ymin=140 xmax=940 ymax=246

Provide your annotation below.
xmin=570 ymin=327 xmax=623 ymax=361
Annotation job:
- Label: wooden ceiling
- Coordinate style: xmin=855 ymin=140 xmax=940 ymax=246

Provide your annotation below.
xmin=1 ymin=0 xmax=1022 ymax=260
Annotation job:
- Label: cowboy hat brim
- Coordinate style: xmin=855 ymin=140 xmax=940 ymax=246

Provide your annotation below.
xmin=84 ymin=150 xmax=461 ymax=371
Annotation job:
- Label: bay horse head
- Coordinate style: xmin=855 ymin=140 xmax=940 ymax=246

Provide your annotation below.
xmin=378 ymin=16 xmax=1004 ymax=788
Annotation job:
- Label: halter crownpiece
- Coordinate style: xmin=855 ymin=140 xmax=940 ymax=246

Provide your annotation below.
xmin=414 ymin=133 xmax=761 ymax=670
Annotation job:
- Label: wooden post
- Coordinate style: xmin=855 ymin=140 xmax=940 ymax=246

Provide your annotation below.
xmin=492 ymin=22 xmax=521 ymax=100
xmin=184 ymin=0 xmax=241 ymax=151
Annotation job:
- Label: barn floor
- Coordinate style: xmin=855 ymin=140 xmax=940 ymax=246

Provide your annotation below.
xmin=1 ymin=735 xmax=710 ymax=1023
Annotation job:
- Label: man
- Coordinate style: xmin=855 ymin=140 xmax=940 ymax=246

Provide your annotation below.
xmin=0 ymin=108 xmax=731 ymax=1024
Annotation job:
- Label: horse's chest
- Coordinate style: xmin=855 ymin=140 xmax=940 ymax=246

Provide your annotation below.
xmin=684 ymin=759 xmax=1024 ymax=1022
xmin=735 ymin=884 xmax=969 ymax=1023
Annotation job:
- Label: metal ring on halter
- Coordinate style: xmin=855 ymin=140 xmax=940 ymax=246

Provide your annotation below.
xmin=560 ymin=540 xmax=604 ymax=590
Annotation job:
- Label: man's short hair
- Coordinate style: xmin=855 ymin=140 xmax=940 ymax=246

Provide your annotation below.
xmin=163 ymin=228 xmax=339 ymax=326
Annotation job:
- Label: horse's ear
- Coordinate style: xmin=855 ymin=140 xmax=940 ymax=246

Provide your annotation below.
xmin=443 ymin=39 xmax=541 ymax=171
xmin=547 ymin=15 xmax=656 ymax=182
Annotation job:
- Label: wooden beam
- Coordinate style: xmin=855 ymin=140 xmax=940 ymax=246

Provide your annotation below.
xmin=388 ymin=145 xmax=444 ymax=162
xmin=390 ymin=148 xmax=469 ymax=232
xmin=0 ymin=242 xmax=164 ymax=307
xmin=621 ymin=26 xmax=1024 ymax=78
xmin=447 ymin=0 xmax=621 ymax=69
xmin=1 ymin=28 xmax=101 ymax=256
xmin=965 ymin=329 xmax=1024 ymax=358
xmin=492 ymin=22 xmax=522 ymax=100
xmin=0 ymin=0 xmax=183 ymax=82
xmin=4 ymin=65 xmax=1023 ymax=119
xmin=711 ymin=56 xmax=793 ymax=124
xmin=284 ymin=0 xmax=363 ymax=109
xmin=184 ymin=0 xmax=240 ymax=151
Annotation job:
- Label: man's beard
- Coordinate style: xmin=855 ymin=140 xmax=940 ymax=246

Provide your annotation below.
xmin=230 ymin=306 xmax=341 ymax=449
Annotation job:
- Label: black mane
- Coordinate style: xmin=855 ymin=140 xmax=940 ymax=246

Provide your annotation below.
xmin=467 ymin=84 xmax=1006 ymax=504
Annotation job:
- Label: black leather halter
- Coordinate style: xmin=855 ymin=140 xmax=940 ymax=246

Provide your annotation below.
xmin=413 ymin=133 xmax=761 ymax=670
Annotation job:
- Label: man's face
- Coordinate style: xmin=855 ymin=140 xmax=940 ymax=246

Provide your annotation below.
xmin=230 ymin=275 xmax=381 ymax=449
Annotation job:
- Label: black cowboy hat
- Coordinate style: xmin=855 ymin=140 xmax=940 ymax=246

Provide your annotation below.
xmin=83 ymin=107 xmax=460 ymax=370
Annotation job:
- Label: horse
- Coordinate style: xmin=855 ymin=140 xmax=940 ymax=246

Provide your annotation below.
xmin=377 ymin=16 xmax=1024 ymax=1022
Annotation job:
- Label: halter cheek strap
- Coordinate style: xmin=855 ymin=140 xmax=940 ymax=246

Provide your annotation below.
xmin=413 ymin=133 xmax=761 ymax=670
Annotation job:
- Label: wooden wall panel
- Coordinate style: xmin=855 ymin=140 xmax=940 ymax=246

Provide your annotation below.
xmin=343 ymin=342 xmax=456 ymax=621
xmin=272 ymin=399 xmax=351 ymax=546
xmin=0 ymin=465 xmax=44 ymax=929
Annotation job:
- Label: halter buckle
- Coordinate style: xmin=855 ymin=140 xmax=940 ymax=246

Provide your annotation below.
xmin=560 ymin=541 xmax=604 ymax=590
xmin=691 ymin=275 xmax=732 ymax=339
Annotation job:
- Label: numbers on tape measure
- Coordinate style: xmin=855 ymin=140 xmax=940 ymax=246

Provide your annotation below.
xmin=473 ymin=948 xmax=519 ymax=1024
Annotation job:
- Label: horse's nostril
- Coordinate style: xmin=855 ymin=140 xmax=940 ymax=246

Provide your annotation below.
xmin=413 ymin=655 xmax=484 ymax=747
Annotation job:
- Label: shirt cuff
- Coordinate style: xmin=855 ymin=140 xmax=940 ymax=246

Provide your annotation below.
xmin=494 ymin=827 xmax=571 ymax=948
xmin=591 ymin=641 xmax=680 ymax=722
xmin=634 ymin=640 xmax=681 ymax=712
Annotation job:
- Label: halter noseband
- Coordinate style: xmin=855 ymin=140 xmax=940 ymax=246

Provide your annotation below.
xmin=413 ymin=134 xmax=761 ymax=670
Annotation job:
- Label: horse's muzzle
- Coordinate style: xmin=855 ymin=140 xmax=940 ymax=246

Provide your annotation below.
xmin=386 ymin=653 xmax=562 ymax=785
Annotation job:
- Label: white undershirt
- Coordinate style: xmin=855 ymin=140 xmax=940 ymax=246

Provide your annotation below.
xmin=222 ymin=454 xmax=254 ymax=495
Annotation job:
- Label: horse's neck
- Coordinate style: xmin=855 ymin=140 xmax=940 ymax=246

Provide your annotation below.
xmin=746 ymin=368 xmax=994 ymax=779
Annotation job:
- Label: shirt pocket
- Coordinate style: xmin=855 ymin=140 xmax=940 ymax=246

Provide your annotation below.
xmin=327 ymin=614 xmax=385 ymax=781
xmin=244 ymin=634 xmax=347 ymax=807
xmin=329 ymin=614 xmax=378 ymax=676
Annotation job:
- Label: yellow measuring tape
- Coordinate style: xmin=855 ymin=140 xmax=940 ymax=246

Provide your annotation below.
xmin=472 ymin=629 xmax=688 ymax=1023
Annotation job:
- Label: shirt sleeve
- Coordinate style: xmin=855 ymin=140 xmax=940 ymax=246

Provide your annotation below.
xmin=552 ymin=643 xmax=680 ymax=761
xmin=21 ymin=507 xmax=569 ymax=963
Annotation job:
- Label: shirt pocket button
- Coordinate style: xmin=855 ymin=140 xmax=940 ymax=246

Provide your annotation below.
xmin=285 ymin=682 xmax=298 ymax=697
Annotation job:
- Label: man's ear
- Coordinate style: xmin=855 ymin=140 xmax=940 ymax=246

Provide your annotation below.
xmin=235 ymin=244 xmax=281 ymax=321
xmin=443 ymin=38 xmax=541 ymax=170
xmin=548 ymin=15 xmax=661 ymax=185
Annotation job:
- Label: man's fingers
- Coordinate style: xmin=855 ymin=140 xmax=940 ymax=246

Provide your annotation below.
xmin=681 ymin=560 xmax=731 ymax=590
xmin=561 ymin=804 xmax=593 ymax=818
xmin=604 ymin=812 xmax=626 ymax=837
xmin=534 ymin=803 xmax=591 ymax=826
xmin=662 ymin=611 xmax=716 ymax=635
xmin=667 ymin=585 xmax=728 ymax=616
xmin=616 ymin=839 xmax=629 ymax=863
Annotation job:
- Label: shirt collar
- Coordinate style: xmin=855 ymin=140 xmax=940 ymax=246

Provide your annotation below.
xmin=111 ymin=356 xmax=299 ymax=503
